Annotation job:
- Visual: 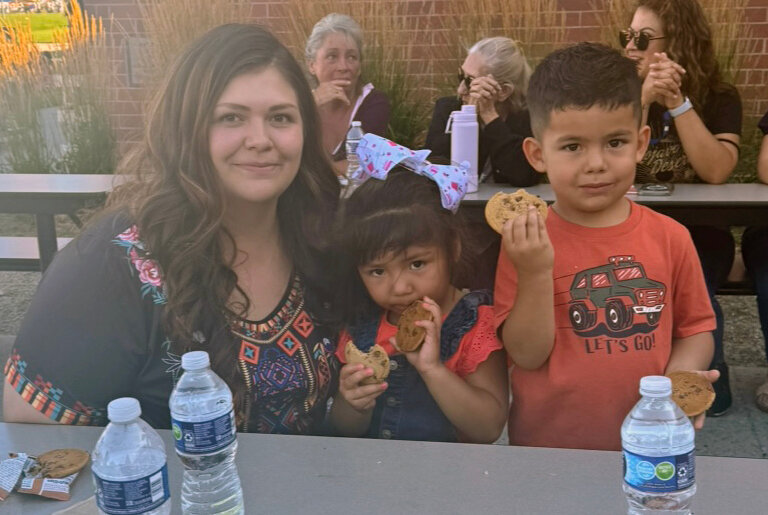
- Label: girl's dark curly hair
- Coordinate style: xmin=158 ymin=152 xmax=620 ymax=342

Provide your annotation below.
xmin=333 ymin=168 xmax=477 ymax=324
xmin=636 ymin=0 xmax=731 ymax=111
xmin=108 ymin=24 xmax=340 ymax=426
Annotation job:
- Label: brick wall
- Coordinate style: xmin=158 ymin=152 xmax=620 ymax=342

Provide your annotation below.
xmin=86 ymin=0 xmax=768 ymax=148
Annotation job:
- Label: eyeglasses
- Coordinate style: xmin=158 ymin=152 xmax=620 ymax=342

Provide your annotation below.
xmin=619 ymin=28 xmax=665 ymax=51
xmin=457 ymin=68 xmax=475 ymax=89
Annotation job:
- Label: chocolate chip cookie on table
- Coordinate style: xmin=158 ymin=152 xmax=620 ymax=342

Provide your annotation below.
xmin=0 ymin=448 xmax=90 ymax=502
xmin=329 ymin=135 xmax=508 ymax=443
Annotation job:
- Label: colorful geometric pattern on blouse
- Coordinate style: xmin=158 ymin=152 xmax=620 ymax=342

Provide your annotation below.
xmin=112 ymin=225 xmax=167 ymax=305
xmin=3 ymin=349 xmax=106 ymax=425
xmin=230 ymin=277 xmax=338 ymax=434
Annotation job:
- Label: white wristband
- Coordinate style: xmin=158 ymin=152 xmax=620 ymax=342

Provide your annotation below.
xmin=668 ymin=97 xmax=693 ymax=118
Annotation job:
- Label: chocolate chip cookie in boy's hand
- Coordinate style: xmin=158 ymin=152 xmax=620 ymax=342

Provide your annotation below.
xmin=344 ymin=341 xmax=390 ymax=385
xmin=396 ymin=300 xmax=434 ymax=352
xmin=667 ymin=371 xmax=716 ymax=417
xmin=484 ymin=189 xmax=548 ymax=234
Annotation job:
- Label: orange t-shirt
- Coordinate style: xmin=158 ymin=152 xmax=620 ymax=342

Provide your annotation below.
xmin=493 ymin=202 xmax=715 ymax=450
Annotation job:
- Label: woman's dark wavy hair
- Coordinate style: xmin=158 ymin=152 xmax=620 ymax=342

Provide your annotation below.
xmin=107 ymin=24 xmax=340 ymax=426
xmin=636 ymin=0 xmax=732 ymax=111
xmin=333 ymin=168 xmax=476 ymax=323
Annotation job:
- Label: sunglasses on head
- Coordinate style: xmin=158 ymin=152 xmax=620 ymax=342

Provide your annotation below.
xmin=619 ymin=28 xmax=665 ymax=51
xmin=457 ymin=68 xmax=475 ymax=89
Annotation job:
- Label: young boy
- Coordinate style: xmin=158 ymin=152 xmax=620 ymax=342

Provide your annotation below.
xmin=493 ymin=43 xmax=718 ymax=451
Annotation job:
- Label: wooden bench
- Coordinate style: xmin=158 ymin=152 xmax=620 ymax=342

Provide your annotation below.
xmin=0 ymin=236 xmax=72 ymax=272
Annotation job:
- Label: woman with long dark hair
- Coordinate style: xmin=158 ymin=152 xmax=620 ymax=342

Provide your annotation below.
xmin=3 ymin=24 xmax=341 ymax=433
xmin=620 ymin=0 xmax=741 ymax=416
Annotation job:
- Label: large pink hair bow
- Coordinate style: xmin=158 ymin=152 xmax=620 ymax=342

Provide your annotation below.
xmin=351 ymin=134 xmax=469 ymax=213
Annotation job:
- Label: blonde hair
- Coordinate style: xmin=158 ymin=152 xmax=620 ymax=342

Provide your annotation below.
xmin=468 ymin=37 xmax=532 ymax=111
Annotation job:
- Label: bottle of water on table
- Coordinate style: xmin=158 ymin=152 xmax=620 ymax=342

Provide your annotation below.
xmin=169 ymin=351 xmax=244 ymax=514
xmin=92 ymin=397 xmax=171 ymax=515
xmin=621 ymin=375 xmax=696 ymax=514
xmin=345 ymin=121 xmax=365 ymax=187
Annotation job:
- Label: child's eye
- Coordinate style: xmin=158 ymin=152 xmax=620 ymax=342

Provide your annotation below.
xmin=410 ymin=260 xmax=426 ymax=270
xmin=608 ymin=139 xmax=626 ymax=148
xmin=367 ymin=268 xmax=385 ymax=277
xmin=563 ymin=143 xmax=580 ymax=152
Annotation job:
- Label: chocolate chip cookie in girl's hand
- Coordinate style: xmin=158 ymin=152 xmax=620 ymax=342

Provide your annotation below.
xmin=329 ymin=134 xmax=509 ymax=443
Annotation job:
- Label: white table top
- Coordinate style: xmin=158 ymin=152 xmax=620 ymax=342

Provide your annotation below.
xmin=0 ymin=174 xmax=119 ymax=196
xmin=463 ymin=182 xmax=768 ymax=206
xmin=1 ymin=422 xmax=766 ymax=514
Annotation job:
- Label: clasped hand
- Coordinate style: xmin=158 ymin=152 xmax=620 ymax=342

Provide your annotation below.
xmin=642 ymin=53 xmax=687 ymax=110
xmin=466 ymin=75 xmax=505 ymax=124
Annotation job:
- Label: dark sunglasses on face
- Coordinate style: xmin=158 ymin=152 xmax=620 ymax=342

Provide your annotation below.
xmin=457 ymin=68 xmax=475 ymax=89
xmin=619 ymin=28 xmax=665 ymax=51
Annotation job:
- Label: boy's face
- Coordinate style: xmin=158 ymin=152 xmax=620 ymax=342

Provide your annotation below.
xmin=523 ymin=105 xmax=649 ymax=227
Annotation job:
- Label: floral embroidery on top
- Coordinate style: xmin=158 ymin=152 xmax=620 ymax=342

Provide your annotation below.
xmin=112 ymin=225 xmax=167 ymax=305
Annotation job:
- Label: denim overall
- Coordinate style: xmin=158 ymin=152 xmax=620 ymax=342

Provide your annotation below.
xmin=349 ymin=291 xmax=492 ymax=442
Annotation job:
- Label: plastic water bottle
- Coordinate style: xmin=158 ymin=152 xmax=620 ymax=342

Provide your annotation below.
xmin=621 ymin=376 xmax=696 ymax=514
xmin=169 ymin=351 xmax=244 ymax=514
xmin=92 ymin=397 xmax=171 ymax=515
xmin=446 ymin=104 xmax=479 ymax=193
xmin=345 ymin=121 xmax=365 ymax=186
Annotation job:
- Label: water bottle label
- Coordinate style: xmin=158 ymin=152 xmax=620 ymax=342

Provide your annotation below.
xmin=93 ymin=464 xmax=170 ymax=515
xmin=171 ymin=409 xmax=236 ymax=454
xmin=623 ymin=448 xmax=695 ymax=493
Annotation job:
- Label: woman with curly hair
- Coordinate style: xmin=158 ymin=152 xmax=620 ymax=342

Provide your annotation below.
xmin=620 ymin=0 xmax=741 ymax=415
xmin=3 ymin=24 xmax=342 ymax=434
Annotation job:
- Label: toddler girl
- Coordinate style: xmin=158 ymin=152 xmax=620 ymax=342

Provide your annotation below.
xmin=329 ymin=134 xmax=508 ymax=443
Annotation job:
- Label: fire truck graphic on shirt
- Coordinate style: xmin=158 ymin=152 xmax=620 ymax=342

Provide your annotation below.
xmin=567 ymin=256 xmax=666 ymax=332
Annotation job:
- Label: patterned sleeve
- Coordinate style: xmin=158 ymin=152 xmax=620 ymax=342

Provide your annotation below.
xmin=4 ymin=215 xmax=157 ymax=425
xmin=445 ymin=305 xmax=503 ymax=378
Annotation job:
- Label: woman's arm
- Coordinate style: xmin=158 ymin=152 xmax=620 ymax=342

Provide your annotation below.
xmin=757 ymin=134 xmax=768 ymax=184
xmin=672 ymin=108 xmax=739 ymax=184
xmin=3 ymin=386 xmax=58 ymax=424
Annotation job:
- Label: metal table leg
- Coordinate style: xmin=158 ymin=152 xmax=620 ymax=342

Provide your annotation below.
xmin=35 ymin=213 xmax=58 ymax=272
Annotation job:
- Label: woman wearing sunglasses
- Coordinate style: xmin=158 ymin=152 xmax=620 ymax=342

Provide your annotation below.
xmin=424 ymin=37 xmax=538 ymax=187
xmin=621 ymin=0 xmax=742 ymax=416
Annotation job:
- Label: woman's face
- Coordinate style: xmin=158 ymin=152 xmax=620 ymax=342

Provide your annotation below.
xmin=625 ymin=7 xmax=667 ymax=79
xmin=209 ymin=67 xmax=304 ymax=211
xmin=308 ymin=32 xmax=361 ymax=91
xmin=457 ymin=52 xmax=486 ymax=104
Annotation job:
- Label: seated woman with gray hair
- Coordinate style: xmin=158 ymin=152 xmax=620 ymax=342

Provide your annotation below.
xmin=425 ymin=37 xmax=538 ymax=186
xmin=306 ymin=13 xmax=390 ymax=175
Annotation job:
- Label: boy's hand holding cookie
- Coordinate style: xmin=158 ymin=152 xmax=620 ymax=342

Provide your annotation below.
xmin=668 ymin=369 xmax=720 ymax=430
xmin=501 ymin=206 xmax=554 ymax=276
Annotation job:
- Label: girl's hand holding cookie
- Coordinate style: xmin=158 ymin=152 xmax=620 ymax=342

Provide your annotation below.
xmin=338 ymin=363 xmax=387 ymax=413
xmin=501 ymin=206 xmax=554 ymax=276
xmin=393 ymin=297 xmax=444 ymax=376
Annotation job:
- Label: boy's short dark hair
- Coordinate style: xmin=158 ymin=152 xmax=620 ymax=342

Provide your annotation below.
xmin=527 ymin=42 xmax=643 ymax=137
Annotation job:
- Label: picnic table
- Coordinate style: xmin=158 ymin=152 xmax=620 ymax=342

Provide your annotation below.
xmin=463 ymin=183 xmax=768 ymax=227
xmin=1 ymin=422 xmax=766 ymax=514
xmin=0 ymin=174 xmax=118 ymax=271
